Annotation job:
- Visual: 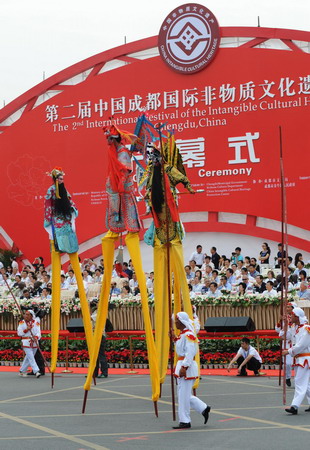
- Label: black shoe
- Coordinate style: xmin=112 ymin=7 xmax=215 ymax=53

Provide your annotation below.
xmin=172 ymin=422 xmax=191 ymax=429
xmin=305 ymin=407 xmax=310 ymax=412
xmin=202 ymin=406 xmax=211 ymax=424
xmin=285 ymin=407 xmax=298 ymax=415
xmin=28 ymin=372 xmax=35 ymax=376
xmin=286 ymin=378 xmax=291 ymax=387
xmin=237 ymin=373 xmax=247 ymax=377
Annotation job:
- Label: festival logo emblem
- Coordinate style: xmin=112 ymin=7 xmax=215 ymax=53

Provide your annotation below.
xmin=158 ymin=3 xmax=220 ymax=74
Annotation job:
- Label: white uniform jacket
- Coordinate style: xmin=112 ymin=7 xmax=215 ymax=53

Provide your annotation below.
xmin=174 ymin=328 xmax=199 ymax=380
xmin=288 ymin=324 xmax=310 ymax=368
xmin=17 ymin=319 xmax=41 ymax=348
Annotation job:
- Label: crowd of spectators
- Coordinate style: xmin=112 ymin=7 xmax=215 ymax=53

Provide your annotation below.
xmin=185 ymin=243 xmax=310 ymax=299
xmin=0 ymin=242 xmax=310 ymax=302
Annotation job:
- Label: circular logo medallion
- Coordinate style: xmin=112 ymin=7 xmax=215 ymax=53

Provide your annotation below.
xmin=158 ymin=3 xmax=220 ymax=74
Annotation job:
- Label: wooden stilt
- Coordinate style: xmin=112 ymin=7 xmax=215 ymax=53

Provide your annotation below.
xmin=154 ymin=401 xmax=158 ymax=418
xmin=82 ymin=390 xmax=89 ymax=414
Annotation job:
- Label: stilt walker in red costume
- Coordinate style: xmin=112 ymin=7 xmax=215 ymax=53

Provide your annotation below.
xmin=83 ymin=125 xmax=160 ymax=413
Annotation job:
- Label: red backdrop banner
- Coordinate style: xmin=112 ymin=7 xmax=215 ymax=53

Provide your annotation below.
xmin=1 ymin=35 xmax=310 ymax=262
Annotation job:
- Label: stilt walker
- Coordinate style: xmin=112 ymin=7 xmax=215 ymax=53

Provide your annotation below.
xmin=140 ymin=117 xmax=200 ymax=420
xmin=44 ymin=168 xmax=93 ymax=387
xmin=83 ymin=125 xmax=160 ymax=413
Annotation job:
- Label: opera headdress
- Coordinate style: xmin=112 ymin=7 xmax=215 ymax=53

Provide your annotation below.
xmin=46 ymin=166 xmax=65 ymax=199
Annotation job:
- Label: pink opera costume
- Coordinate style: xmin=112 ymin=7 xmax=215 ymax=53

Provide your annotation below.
xmin=44 ymin=167 xmax=93 ymax=376
xmin=83 ymin=125 xmax=159 ymax=409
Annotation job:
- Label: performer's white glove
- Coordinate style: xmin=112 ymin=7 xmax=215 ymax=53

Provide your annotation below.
xmin=44 ymin=225 xmax=53 ymax=240
xmin=71 ymin=211 xmax=77 ymax=232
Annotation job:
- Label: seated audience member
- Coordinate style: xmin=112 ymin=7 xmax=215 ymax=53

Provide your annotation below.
xmin=191 ymin=276 xmax=204 ymax=294
xmin=203 ymin=264 xmax=213 ymax=280
xmin=211 ymin=269 xmax=219 ymax=284
xmin=123 ymin=262 xmax=133 ymax=280
xmin=294 ymin=260 xmax=306 ymax=277
xmin=121 ymin=285 xmax=131 ymax=298
xmin=61 ymin=274 xmax=69 ymax=289
xmin=67 ymin=269 xmax=77 ymax=285
xmin=201 ymin=278 xmax=210 ymax=294
xmin=207 ymin=282 xmax=219 ymax=298
xmin=289 ymin=274 xmax=299 ymax=288
xmin=238 ymin=282 xmax=247 ymax=296
xmin=32 ymin=281 xmax=43 ymax=296
xmin=201 ymin=255 xmax=214 ymax=272
xmin=259 ymin=242 xmax=271 ymax=264
xmin=41 ymin=287 xmax=52 ymax=299
xmin=188 ymin=283 xmax=196 ymax=300
xmin=218 ymin=255 xmax=227 ymax=271
xmin=223 ymin=259 xmax=231 ymax=271
xmin=189 ymin=245 xmax=205 ymax=268
xmin=248 ymin=264 xmax=259 ymax=280
xmin=41 ymin=274 xmax=51 ymax=288
xmin=189 ymin=260 xmax=199 ymax=278
xmin=250 ymin=257 xmax=260 ymax=273
xmin=244 ymin=256 xmax=251 ymax=267
xmin=253 ymin=275 xmax=266 ymax=294
xmin=262 ymin=281 xmax=278 ymax=297
xmin=298 ymin=270 xmax=307 ymax=284
xmin=298 ymin=281 xmax=310 ymax=300
xmin=218 ymin=275 xmax=232 ymax=292
xmin=294 ymin=252 xmax=303 ymax=268
xmin=195 ymin=270 xmax=203 ymax=281
xmin=274 ymin=274 xmax=294 ymax=292
xmin=287 ymin=256 xmax=296 ymax=270
xmin=13 ymin=275 xmax=22 ymax=287
xmin=234 ymin=260 xmax=244 ymax=279
xmin=129 ymin=273 xmax=138 ymax=291
xmin=266 ymin=270 xmax=276 ymax=284
xmin=21 ymin=270 xmax=30 ymax=284
xmin=185 ymin=265 xmax=194 ymax=281
xmin=83 ymin=269 xmax=93 ymax=284
xmin=110 ymin=282 xmax=121 ymax=295
xmin=226 ymin=268 xmax=236 ymax=285
xmin=227 ymin=337 xmax=262 ymax=376
xmin=146 ymin=272 xmax=154 ymax=290
xmin=93 ymin=268 xmax=103 ymax=283
xmin=241 ymin=275 xmax=253 ymax=292
xmin=20 ymin=288 xmax=32 ymax=300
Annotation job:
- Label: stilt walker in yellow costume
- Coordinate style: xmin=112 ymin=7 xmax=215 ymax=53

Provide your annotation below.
xmin=82 ymin=126 xmax=160 ymax=413
xmin=44 ymin=168 xmax=93 ymax=387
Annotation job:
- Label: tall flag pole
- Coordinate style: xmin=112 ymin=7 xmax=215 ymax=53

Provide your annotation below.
xmin=279 ymin=125 xmax=288 ymax=405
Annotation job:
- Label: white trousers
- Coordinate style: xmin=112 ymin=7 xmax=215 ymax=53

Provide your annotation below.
xmin=291 ymin=365 xmax=310 ymax=408
xmin=20 ymin=347 xmax=39 ymax=374
xmin=177 ymin=377 xmax=207 ymax=424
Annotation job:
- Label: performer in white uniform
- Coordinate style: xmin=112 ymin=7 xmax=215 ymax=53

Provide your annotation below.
xmin=275 ymin=318 xmax=294 ymax=386
xmin=17 ymin=310 xmax=41 ymax=378
xmin=172 ymin=311 xmax=210 ymax=429
xmin=283 ymin=307 xmax=310 ymax=414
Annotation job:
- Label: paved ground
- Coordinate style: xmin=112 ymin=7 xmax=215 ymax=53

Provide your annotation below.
xmin=0 ymin=371 xmax=309 ymax=450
